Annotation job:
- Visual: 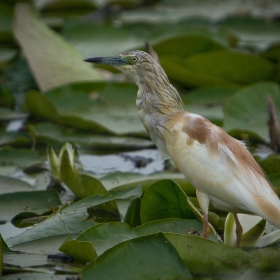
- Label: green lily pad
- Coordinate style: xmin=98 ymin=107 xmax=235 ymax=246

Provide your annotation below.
xmin=59 ymin=238 xmax=97 ymax=263
xmin=165 ymin=233 xmax=251 ymax=275
xmin=123 ymin=197 xmax=141 ymax=227
xmin=0 ymin=190 xmax=61 ymax=222
xmin=154 ymin=34 xmax=225 ymax=58
xmin=7 ymin=186 xmax=141 ymax=246
xmin=13 ymin=3 xmax=103 ymax=92
xmin=224 ymin=81 xmax=280 ymax=142
xmin=184 ymin=50 xmax=276 ymax=84
xmin=10 ymin=234 xmax=78 ymax=255
xmin=100 ymin=171 xmax=195 ymax=195
xmin=82 ymin=233 xmax=192 ymax=280
xmin=0 ymin=176 xmax=33 ymax=195
xmin=219 ymin=15 xmax=280 ymax=50
xmin=3 ymin=253 xmax=49 ymax=268
xmin=161 ymin=55 xmax=228 ymax=87
xmin=186 ymin=84 xmax=241 ymax=105
xmin=140 ymin=179 xmax=196 ymax=223
xmin=66 ymin=218 xmax=217 ymax=260
xmin=23 ymin=81 xmax=145 ymax=135
xmin=33 ymin=122 xmax=154 ymax=149
xmin=0 ymin=107 xmax=27 ymax=122
xmin=0 ymin=147 xmax=43 ymax=168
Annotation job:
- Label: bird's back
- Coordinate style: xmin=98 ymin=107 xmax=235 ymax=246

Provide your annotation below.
xmin=160 ymin=111 xmax=280 ymax=228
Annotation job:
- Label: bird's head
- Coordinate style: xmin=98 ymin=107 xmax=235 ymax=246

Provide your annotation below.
xmin=84 ymin=50 xmax=162 ymax=84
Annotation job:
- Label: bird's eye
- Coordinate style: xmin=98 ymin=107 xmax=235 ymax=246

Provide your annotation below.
xmin=131 ymin=57 xmax=138 ymax=63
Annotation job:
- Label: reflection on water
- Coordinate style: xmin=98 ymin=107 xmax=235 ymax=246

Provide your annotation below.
xmin=80 ymin=149 xmax=165 ymax=175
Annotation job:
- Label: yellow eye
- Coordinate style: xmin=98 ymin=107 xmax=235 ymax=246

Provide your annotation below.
xmin=131 ymin=56 xmax=138 ymax=63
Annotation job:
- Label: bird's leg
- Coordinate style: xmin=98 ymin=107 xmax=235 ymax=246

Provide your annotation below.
xmin=196 ymin=190 xmax=210 ymax=239
xmin=233 ymin=213 xmax=243 ymax=249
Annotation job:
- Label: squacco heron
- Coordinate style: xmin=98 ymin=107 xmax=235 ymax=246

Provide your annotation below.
xmin=85 ymin=50 xmax=280 ymax=248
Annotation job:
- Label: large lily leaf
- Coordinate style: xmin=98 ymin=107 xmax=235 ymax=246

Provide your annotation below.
xmin=23 ymin=82 xmax=145 ymax=135
xmin=82 ymin=233 xmax=192 ymax=280
xmin=13 ymin=3 xmax=103 ymax=92
xmin=7 ymin=186 xmax=141 ymax=246
xmin=0 ymin=190 xmax=60 ymax=222
xmin=165 ymin=233 xmax=251 ymax=275
xmin=140 ymin=179 xmax=196 ymax=223
xmin=224 ymin=81 xmax=280 ymax=142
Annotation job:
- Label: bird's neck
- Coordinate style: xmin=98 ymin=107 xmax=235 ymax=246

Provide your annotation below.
xmin=136 ymin=79 xmax=183 ymax=159
xmin=136 ymin=77 xmax=183 ymax=117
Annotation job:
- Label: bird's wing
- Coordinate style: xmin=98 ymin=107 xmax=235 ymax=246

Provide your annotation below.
xmin=218 ymin=140 xmax=274 ymax=198
xmin=182 ymin=112 xmax=276 ymax=199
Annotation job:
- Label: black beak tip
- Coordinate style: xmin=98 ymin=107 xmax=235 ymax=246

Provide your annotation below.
xmin=84 ymin=58 xmax=93 ymax=63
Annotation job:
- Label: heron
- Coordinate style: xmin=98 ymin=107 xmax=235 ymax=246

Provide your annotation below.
xmin=84 ymin=50 xmax=280 ymax=248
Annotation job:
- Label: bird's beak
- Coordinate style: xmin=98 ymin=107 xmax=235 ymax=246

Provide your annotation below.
xmin=83 ymin=56 xmax=128 ymax=66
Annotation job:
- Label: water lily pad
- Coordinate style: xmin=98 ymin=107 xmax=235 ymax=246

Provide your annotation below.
xmin=23 ymin=81 xmax=145 ymax=135
xmin=59 ymin=238 xmax=97 ymax=263
xmin=82 ymin=233 xmax=192 ymax=280
xmin=161 ymin=56 xmax=227 ymax=87
xmin=67 ymin=219 xmax=218 ymax=259
xmin=140 ymin=179 xmax=196 ymax=223
xmin=184 ymin=50 xmax=276 ymax=84
xmin=33 ymin=122 xmax=153 ymax=149
xmin=165 ymin=233 xmax=251 ymax=275
xmin=0 ymin=190 xmax=61 ymax=222
xmin=224 ymin=82 xmax=280 ymax=142
xmin=0 ymin=147 xmax=43 ymax=168
xmin=13 ymin=3 xmax=103 ymax=92
xmin=186 ymin=84 xmax=241 ymax=104
xmin=10 ymin=234 xmax=78 ymax=255
xmin=123 ymin=197 xmax=141 ymax=227
xmin=154 ymin=34 xmax=225 ymax=58
xmin=7 ymin=186 xmax=141 ymax=246
xmin=100 ymin=171 xmax=195 ymax=195
xmin=0 ymin=176 xmax=33 ymax=195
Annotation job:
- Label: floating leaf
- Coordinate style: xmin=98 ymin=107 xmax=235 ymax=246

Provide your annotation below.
xmin=34 ymin=122 xmax=154 ymax=149
xmin=71 ymin=218 xmax=218 ymax=259
xmin=224 ymin=82 xmax=280 ymax=142
xmin=23 ymin=82 xmax=145 ymax=135
xmin=140 ymin=179 xmax=196 ymax=223
xmin=186 ymin=84 xmax=241 ymax=105
xmin=13 ymin=3 xmax=103 ymax=92
xmin=0 ymin=176 xmax=33 ymax=195
xmin=7 ymin=186 xmax=141 ymax=246
xmin=100 ymin=171 xmax=195 ymax=195
xmin=0 ymin=190 xmax=61 ymax=222
xmin=0 ymin=147 xmax=43 ymax=168
xmin=123 ymin=197 xmax=141 ymax=227
xmin=161 ymin=56 xmax=227 ymax=87
xmin=165 ymin=233 xmax=251 ymax=275
xmin=59 ymin=239 xmax=97 ymax=263
xmin=82 ymin=233 xmax=192 ymax=280
xmin=184 ymin=50 xmax=276 ymax=84
xmin=154 ymin=34 xmax=225 ymax=57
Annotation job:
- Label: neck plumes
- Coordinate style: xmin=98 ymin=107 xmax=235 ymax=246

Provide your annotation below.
xmin=135 ymin=64 xmax=183 ymax=116
xmin=134 ymin=64 xmax=183 ymax=159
